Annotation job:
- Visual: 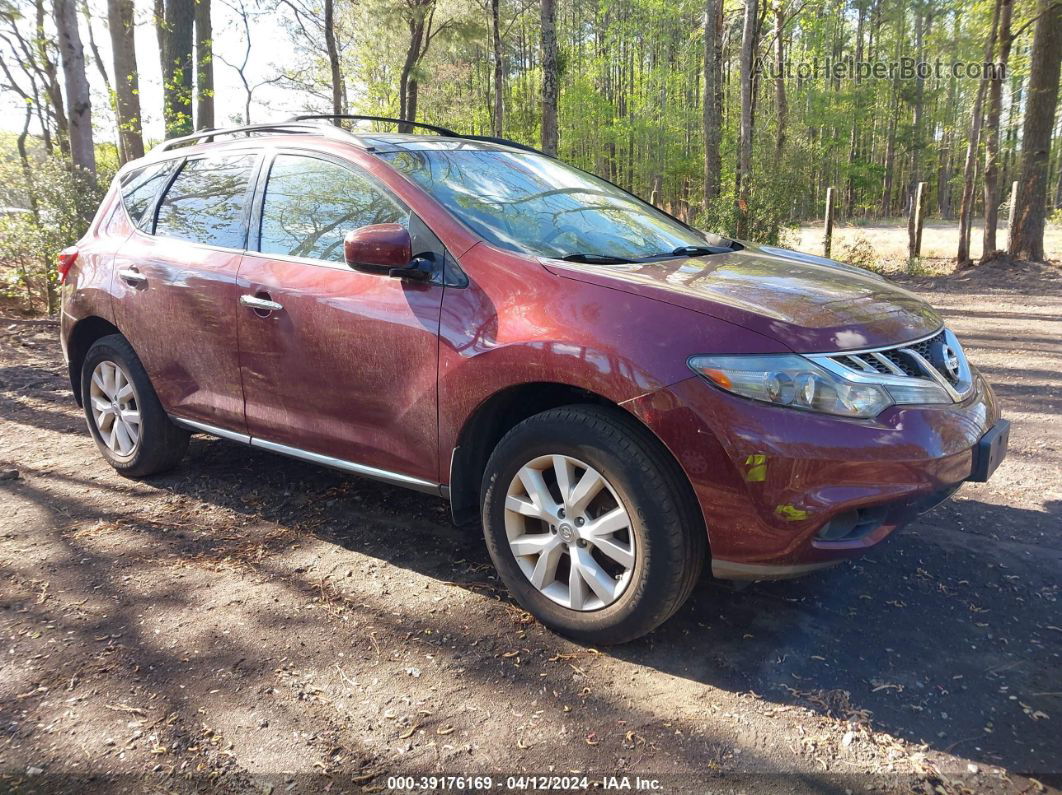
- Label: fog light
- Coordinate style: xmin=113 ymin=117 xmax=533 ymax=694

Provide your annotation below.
xmin=817 ymin=510 xmax=859 ymax=540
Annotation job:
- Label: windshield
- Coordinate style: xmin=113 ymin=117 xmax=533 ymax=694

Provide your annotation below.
xmin=377 ymin=148 xmax=717 ymax=261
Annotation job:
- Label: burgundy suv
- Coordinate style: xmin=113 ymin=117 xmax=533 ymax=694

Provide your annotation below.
xmin=59 ymin=117 xmax=1008 ymax=644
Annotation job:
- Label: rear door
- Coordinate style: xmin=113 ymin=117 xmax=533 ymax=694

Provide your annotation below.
xmin=113 ymin=151 xmax=260 ymax=433
xmin=236 ymin=150 xmax=443 ymax=485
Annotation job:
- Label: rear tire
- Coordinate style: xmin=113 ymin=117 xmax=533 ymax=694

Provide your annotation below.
xmin=81 ymin=334 xmax=189 ymax=477
xmin=481 ymin=405 xmax=706 ymax=645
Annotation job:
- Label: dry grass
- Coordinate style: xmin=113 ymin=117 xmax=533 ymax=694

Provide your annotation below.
xmin=793 ymin=218 xmax=1062 ymax=273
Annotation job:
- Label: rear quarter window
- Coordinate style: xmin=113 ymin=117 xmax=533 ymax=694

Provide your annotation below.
xmin=119 ymin=160 xmax=178 ymax=231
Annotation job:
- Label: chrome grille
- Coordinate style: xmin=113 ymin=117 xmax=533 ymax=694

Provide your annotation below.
xmin=813 ymin=328 xmax=974 ymax=402
xmin=836 ymin=330 xmax=948 ymax=380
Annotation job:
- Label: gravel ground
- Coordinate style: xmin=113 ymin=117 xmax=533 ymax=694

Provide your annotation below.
xmin=1 ymin=259 xmax=1059 ymax=794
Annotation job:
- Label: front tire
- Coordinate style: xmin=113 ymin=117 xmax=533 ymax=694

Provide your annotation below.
xmin=81 ymin=334 xmax=189 ymax=477
xmin=481 ymin=405 xmax=706 ymax=645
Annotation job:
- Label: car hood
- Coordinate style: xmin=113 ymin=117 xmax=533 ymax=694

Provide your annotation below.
xmin=540 ymin=244 xmax=943 ymax=352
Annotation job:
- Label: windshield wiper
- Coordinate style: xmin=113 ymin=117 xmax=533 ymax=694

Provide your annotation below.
xmin=560 ymin=253 xmax=636 ymax=264
xmin=666 ymin=244 xmax=734 ymax=257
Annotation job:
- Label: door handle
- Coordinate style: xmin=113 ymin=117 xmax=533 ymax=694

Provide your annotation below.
xmin=240 ymin=294 xmax=284 ymax=312
xmin=118 ymin=268 xmax=147 ymax=285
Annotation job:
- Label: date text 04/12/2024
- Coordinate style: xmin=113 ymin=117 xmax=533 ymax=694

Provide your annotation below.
xmin=384 ymin=775 xmax=664 ymax=790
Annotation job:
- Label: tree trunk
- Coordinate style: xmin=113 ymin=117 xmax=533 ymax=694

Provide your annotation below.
xmin=1055 ymin=144 xmax=1062 ymax=210
xmin=845 ymin=0 xmax=866 ymax=217
xmin=540 ymin=0 xmax=558 ymax=155
xmin=154 ymin=0 xmax=165 ymax=79
xmin=324 ymin=0 xmax=343 ymax=117
xmin=35 ymin=0 xmax=69 ymax=155
xmin=702 ymin=0 xmax=721 ymax=206
xmin=956 ymin=0 xmax=1000 ymax=265
xmin=981 ymin=0 xmax=1012 ymax=258
xmin=107 ymin=0 xmax=144 ymax=162
xmin=773 ymin=1 xmax=786 ymax=161
xmin=81 ymin=0 xmax=112 ymax=97
xmin=162 ymin=0 xmax=195 ymax=137
xmin=53 ymin=0 xmax=95 ymax=175
xmin=937 ymin=59 xmax=958 ymax=219
xmin=195 ymin=0 xmax=214 ymax=130
xmin=734 ymin=0 xmax=757 ymax=238
xmin=906 ymin=9 xmax=930 ymax=246
xmin=398 ymin=15 xmax=425 ymax=132
xmin=879 ymin=9 xmax=904 ymax=216
xmin=491 ymin=0 xmax=504 ymax=137
xmin=1007 ymin=0 xmax=1062 ymax=261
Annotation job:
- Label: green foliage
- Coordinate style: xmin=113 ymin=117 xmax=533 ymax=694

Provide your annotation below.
xmin=318 ymin=0 xmax=1032 ymax=244
xmin=839 ymin=236 xmax=883 ymax=273
xmin=0 ymin=154 xmax=112 ymax=314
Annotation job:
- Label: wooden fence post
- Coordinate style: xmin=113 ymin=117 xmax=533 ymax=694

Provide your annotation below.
xmin=823 ymin=187 xmax=835 ymax=258
xmin=908 ymin=181 xmax=927 ymax=259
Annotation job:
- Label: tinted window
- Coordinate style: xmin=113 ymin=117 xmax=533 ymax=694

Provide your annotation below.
xmin=120 ymin=160 xmax=177 ymax=231
xmin=154 ymin=154 xmax=256 ymax=248
xmin=378 ymin=149 xmax=715 ymax=260
xmin=258 ymin=155 xmax=408 ymax=262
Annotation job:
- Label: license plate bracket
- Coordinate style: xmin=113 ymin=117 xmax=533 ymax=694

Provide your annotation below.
xmin=969 ymin=419 xmax=1010 ymax=483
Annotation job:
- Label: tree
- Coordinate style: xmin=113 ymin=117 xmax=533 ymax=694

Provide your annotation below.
xmin=981 ymin=0 xmax=1012 ymax=258
xmin=702 ymin=0 xmax=721 ymax=207
xmin=1008 ymin=0 xmax=1062 ymax=260
xmin=218 ymin=0 xmax=281 ymax=123
xmin=0 ymin=0 xmax=61 ymax=154
xmin=734 ymin=0 xmax=757 ymax=238
xmin=956 ymin=0 xmax=1000 ymax=265
xmin=539 ymin=0 xmax=557 ymax=155
xmin=195 ymin=0 xmax=213 ymax=129
xmin=53 ymin=0 xmax=95 ymax=174
xmin=773 ymin=1 xmax=787 ymax=162
xmin=323 ymin=0 xmax=342 ymax=115
xmin=107 ymin=0 xmax=144 ymax=161
xmin=905 ymin=4 xmax=931 ymax=248
xmin=397 ymin=0 xmax=453 ymax=130
xmin=276 ymin=0 xmax=344 ymax=115
xmin=490 ymin=0 xmax=503 ymax=136
xmin=161 ymin=0 xmax=195 ymax=137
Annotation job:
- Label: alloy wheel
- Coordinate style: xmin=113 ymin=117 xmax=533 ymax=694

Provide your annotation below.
xmin=89 ymin=360 xmax=141 ymax=457
xmin=504 ymin=454 xmax=636 ymax=611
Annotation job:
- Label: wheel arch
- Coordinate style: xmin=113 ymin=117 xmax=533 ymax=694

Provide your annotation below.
xmin=66 ymin=316 xmax=122 ymax=406
xmin=447 ymin=382 xmax=707 ymax=558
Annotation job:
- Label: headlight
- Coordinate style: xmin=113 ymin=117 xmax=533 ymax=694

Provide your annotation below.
xmin=688 ymin=354 xmax=950 ymax=418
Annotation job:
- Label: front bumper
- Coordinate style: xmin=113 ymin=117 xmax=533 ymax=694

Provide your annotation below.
xmin=625 ymin=371 xmax=1003 ymax=579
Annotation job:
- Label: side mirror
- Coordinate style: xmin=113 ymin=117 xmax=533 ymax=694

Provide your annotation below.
xmin=344 ymin=223 xmax=413 ymax=274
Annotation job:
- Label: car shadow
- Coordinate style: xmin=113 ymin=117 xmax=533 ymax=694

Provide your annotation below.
xmin=3 ymin=348 xmax=1060 ymax=780
xmin=39 ymin=432 xmax=1055 ymax=780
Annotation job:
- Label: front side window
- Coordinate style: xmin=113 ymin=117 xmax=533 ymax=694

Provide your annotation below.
xmin=154 ymin=153 xmax=257 ymax=249
xmin=378 ymin=148 xmax=715 ymax=261
xmin=258 ymin=155 xmax=409 ymax=263
xmin=120 ymin=160 xmax=178 ymax=231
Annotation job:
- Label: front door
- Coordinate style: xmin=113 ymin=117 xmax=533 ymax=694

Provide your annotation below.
xmin=236 ymin=152 xmax=443 ymax=484
xmin=113 ymin=152 xmax=260 ymax=432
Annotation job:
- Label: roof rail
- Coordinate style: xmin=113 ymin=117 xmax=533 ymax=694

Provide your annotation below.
xmin=288 ymin=114 xmax=461 ymax=138
xmin=461 ymin=134 xmax=544 ymax=155
xmin=291 ymin=115 xmax=549 ymax=156
xmin=147 ymin=116 xmax=548 ymax=158
xmin=150 ymin=121 xmax=349 ymax=153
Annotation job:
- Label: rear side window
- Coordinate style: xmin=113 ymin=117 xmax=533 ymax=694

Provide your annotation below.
xmin=258 ymin=155 xmax=408 ymax=263
xmin=120 ymin=161 xmax=177 ymax=231
xmin=155 ymin=153 xmax=257 ymax=249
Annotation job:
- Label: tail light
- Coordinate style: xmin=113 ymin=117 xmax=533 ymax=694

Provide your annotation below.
xmin=57 ymin=246 xmax=79 ymax=284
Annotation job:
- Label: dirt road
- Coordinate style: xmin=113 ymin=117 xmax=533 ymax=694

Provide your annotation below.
xmin=1 ymin=259 xmax=1059 ymax=793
